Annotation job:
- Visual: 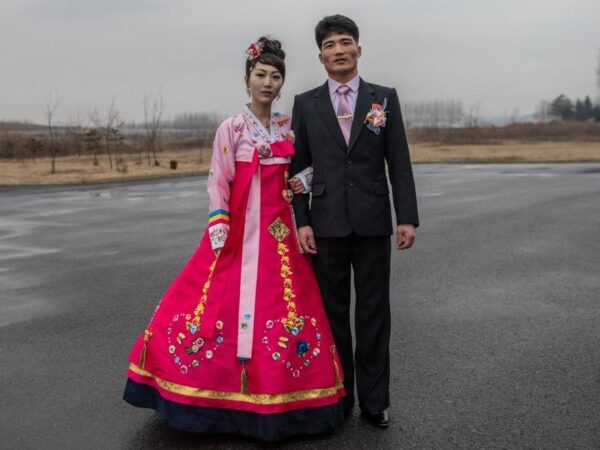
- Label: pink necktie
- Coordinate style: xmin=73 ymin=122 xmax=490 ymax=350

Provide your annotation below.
xmin=336 ymin=85 xmax=352 ymax=145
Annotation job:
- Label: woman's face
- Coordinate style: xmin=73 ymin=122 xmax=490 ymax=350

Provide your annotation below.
xmin=246 ymin=62 xmax=283 ymax=106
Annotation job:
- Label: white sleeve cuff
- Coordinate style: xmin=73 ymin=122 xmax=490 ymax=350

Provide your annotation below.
xmin=208 ymin=223 xmax=229 ymax=250
xmin=293 ymin=166 xmax=313 ymax=193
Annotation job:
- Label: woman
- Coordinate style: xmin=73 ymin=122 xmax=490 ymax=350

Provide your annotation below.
xmin=123 ymin=37 xmax=345 ymax=441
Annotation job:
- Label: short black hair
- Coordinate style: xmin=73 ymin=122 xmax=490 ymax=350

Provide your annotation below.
xmin=315 ymin=15 xmax=359 ymax=49
xmin=245 ymin=36 xmax=286 ymax=81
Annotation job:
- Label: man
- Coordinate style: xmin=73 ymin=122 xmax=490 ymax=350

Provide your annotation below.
xmin=291 ymin=15 xmax=419 ymax=428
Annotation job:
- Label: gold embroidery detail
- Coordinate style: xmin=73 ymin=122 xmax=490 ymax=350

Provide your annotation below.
xmin=268 ymin=218 xmax=290 ymax=242
xmin=277 ymin=242 xmax=303 ymax=334
xmin=191 ymin=256 xmax=219 ymax=328
xmin=129 ymin=363 xmax=343 ymax=404
xmin=282 ymin=189 xmax=294 ymax=203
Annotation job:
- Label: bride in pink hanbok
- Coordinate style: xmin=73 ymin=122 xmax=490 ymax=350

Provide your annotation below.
xmin=123 ymin=37 xmax=345 ymax=441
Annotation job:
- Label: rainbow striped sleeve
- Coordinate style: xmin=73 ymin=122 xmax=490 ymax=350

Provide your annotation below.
xmin=208 ymin=209 xmax=230 ymax=227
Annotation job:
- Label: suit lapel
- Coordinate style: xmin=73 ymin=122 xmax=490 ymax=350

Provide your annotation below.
xmin=348 ymin=78 xmax=376 ymax=153
xmin=313 ymin=82 xmax=347 ymax=151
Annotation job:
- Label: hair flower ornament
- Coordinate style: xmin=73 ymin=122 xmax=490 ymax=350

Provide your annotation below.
xmin=245 ymin=42 xmax=264 ymax=61
xmin=364 ymin=98 xmax=388 ymax=134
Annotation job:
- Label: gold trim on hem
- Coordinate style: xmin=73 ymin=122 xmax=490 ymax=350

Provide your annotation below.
xmin=128 ymin=363 xmax=344 ymax=405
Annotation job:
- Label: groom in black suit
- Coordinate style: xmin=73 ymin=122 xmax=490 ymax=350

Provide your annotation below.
xmin=291 ymin=15 xmax=419 ymax=427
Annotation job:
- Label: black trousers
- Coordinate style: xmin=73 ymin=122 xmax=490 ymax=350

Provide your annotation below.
xmin=313 ymin=233 xmax=391 ymax=413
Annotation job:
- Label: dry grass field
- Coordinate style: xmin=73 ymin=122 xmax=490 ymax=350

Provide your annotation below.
xmin=0 ymin=149 xmax=213 ymax=185
xmin=1 ymin=121 xmax=598 ymax=185
xmin=410 ymin=141 xmax=600 ymax=163
xmin=1 ymin=141 xmax=599 ymax=186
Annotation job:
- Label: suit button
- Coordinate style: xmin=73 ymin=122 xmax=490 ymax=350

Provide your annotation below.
xmin=347 ymin=159 xmax=352 ymax=165
xmin=348 ymin=181 xmax=355 ymax=187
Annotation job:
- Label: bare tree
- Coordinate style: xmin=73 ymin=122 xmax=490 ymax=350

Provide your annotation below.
xmin=509 ymin=107 xmax=520 ymax=124
xmin=90 ymin=98 xmax=122 ymax=170
xmin=143 ymin=88 xmax=165 ymax=166
xmin=85 ymin=128 xmax=101 ymax=166
xmin=464 ymin=100 xmax=483 ymax=128
xmin=44 ymin=90 xmax=60 ymax=173
xmin=24 ymin=138 xmax=43 ymax=162
xmin=596 ymin=47 xmax=600 ymax=98
xmin=66 ymin=111 xmax=86 ymax=157
xmin=535 ymin=100 xmax=551 ymax=123
xmin=111 ymin=119 xmax=126 ymax=172
xmin=403 ymin=99 xmax=464 ymax=128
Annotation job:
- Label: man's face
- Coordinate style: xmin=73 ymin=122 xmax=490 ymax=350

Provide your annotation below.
xmin=319 ymin=32 xmax=361 ymax=79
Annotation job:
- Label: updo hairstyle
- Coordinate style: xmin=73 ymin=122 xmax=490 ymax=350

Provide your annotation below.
xmin=245 ymin=36 xmax=286 ymax=81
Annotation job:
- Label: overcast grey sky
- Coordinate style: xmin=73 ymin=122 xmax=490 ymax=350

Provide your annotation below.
xmin=1 ymin=0 xmax=599 ymax=123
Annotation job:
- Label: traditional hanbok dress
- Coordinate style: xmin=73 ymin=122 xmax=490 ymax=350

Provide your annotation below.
xmin=123 ymin=105 xmax=345 ymax=441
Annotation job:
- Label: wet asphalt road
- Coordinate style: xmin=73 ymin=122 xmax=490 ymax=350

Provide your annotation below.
xmin=1 ymin=164 xmax=599 ymax=449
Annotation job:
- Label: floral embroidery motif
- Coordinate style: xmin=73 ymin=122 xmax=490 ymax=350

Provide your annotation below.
xmin=258 ymin=218 xmax=332 ymax=379
xmin=192 ymin=257 xmax=218 ymax=327
xmin=282 ymin=170 xmax=294 ymax=202
xmin=233 ymin=121 xmax=245 ymax=133
xmin=184 ymin=337 xmax=205 ymax=355
xmin=209 ymin=223 xmax=229 ymax=249
xmin=262 ymin=316 xmax=322 ymax=378
xmin=364 ymin=98 xmax=388 ymax=134
xmin=276 ymin=116 xmax=291 ymax=127
xmin=166 ymin=312 xmax=224 ymax=373
xmin=284 ymin=130 xmax=295 ymax=143
xmin=258 ymin=144 xmax=272 ymax=158
xmin=268 ymin=218 xmax=290 ymax=242
xmin=282 ymin=189 xmax=294 ymax=203
xmin=276 ymin=241 xmax=304 ymax=335
xmin=296 ymin=341 xmax=309 ymax=357
xmin=243 ymin=105 xmax=283 ymax=143
xmin=222 ymin=145 xmax=229 ymax=154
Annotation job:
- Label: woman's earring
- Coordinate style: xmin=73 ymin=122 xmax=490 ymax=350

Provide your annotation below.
xmin=276 ymin=93 xmax=281 ymax=101
xmin=246 ymin=88 xmax=251 ymax=97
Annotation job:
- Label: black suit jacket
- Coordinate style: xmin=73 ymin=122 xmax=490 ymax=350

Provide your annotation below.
xmin=291 ymin=78 xmax=419 ymax=238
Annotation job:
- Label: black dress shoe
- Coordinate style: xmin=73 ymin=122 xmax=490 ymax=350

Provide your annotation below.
xmin=361 ymin=409 xmax=389 ymax=428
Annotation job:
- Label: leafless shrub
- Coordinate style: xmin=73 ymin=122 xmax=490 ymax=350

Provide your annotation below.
xmin=143 ymin=88 xmax=164 ymax=167
xmin=403 ymin=99 xmax=464 ymax=128
xmin=44 ymin=90 xmax=60 ymax=173
xmin=90 ymin=98 xmax=123 ymax=170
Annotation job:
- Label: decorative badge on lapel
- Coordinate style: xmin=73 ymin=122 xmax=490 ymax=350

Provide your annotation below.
xmin=364 ymin=98 xmax=388 ymax=134
xmin=258 ymin=144 xmax=272 ymax=158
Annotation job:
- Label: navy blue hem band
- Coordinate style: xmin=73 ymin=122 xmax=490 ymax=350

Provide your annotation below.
xmin=123 ymin=378 xmax=344 ymax=442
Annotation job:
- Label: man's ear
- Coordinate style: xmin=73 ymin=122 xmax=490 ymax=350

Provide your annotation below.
xmin=318 ymin=52 xmax=324 ymax=64
xmin=357 ymin=46 xmax=362 ymax=58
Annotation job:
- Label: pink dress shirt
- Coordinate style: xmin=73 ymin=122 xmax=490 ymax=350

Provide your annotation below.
xmin=328 ymin=74 xmax=360 ymax=115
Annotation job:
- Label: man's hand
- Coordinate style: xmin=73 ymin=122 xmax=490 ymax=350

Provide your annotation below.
xmin=298 ymin=226 xmax=317 ymax=254
xmin=396 ymin=224 xmax=416 ymax=250
xmin=289 ymin=177 xmax=306 ymax=194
